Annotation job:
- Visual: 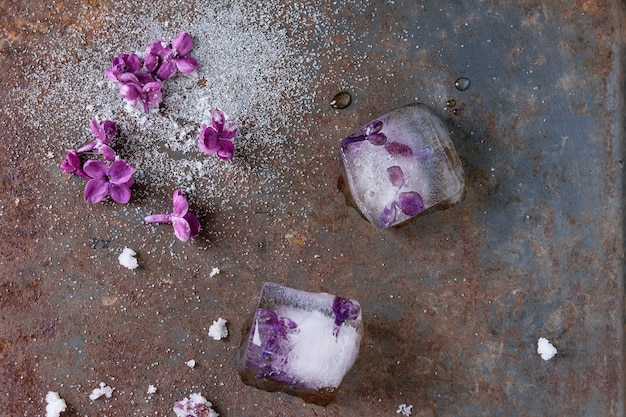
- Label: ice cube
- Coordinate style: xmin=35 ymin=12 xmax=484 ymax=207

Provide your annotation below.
xmin=239 ymin=282 xmax=363 ymax=406
xmin=340 ymin=103 xmax=466 ymax=228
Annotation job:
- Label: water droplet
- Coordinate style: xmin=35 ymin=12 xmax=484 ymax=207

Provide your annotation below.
xmin=454 ymin=77 xmax=470 ymax=91
xmin=446 ymin=99 xmax=457 ymax=108
xmin=330 ymin=91 xmax=352 ymax=109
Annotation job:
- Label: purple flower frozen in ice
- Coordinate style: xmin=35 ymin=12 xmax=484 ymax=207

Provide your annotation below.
xmin=332 ymin=297 xmax=361 ymax=336
xmin=144 ymin=189 xmax=201 ymax=242
xmin=105 ymin=53 xmax=142 ymax=82
xmin=198 ymin=108 xmax=238 ymax=161
xmin=145 ymin=33 xmax=199 ymax=81
xmin=83 ymin=159 xmax=134 ymax=204
xmin=341 ymin=120 xmax=388 ymax=147
xmin=60 ymin=150 xmax=90 ymax=180
xmin=76 ymin=119 xmax=117 ymax=161
xmin=379 ymin=166 xmax=424 ymax=228
xmin=117 ymin=72 xmax=164 ymax=114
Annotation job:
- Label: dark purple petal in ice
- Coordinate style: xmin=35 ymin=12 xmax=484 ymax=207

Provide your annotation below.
xmin=379 ymin=203 xmax=398 ymax=229
xmin=332 ymin=297 xmax=361 ymax=328
xmin=384 ymin=141 xmax=413 ymax=157
xmin=366 ymin=132 xmax=387 ymax=146
xmin=397 ymin=191 xmax=424 ymax=216
xmin=387 ymin=166 xmax=405 ymax=188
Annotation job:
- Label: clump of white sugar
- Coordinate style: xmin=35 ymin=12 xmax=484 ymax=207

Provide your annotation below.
xmin=174 ymin=392 xmax=219 ymax=417
xmin=276 ymin=306 xmax=361 ymax=390
xmin=396 ymin=403 xmax=413 ymax=416
xmin=147 ymin=385 xmax=157 ymax=395
xmin=118 ymin=247 xmax=138 ymax=270
xmin=537 ymin=337 xmax=557 ymax=361
xmin=208 ymin=318 xmax=228 ymax=340
xmin=185 ymin=359 xmax=196 ymax=368
xmin=45 ymin=391 xmax=67 ymax=417
xmin=209 ymin=267 xmax=220 ymax=278
xmin=89 ymin=382 xmax=115 ymax=400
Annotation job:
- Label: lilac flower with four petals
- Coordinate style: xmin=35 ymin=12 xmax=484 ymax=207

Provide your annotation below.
xmin=379 ymin=165 xmax=425 ymax=228
xmin=77 ymin=119 xmax=117 ymax=161
xmin=117 ymin=72 xmax=164 ymax=114
xmin=60 ymin=150 xmax=90 ymax=180
xmin=198 ymin=108 xmax=238 ymax=161
xmin=144 ymin=33 xmax=199 ymax=81
xmin=83 ymin=159 xmax=135 ymax=204
xmin=144 ymin=189 xmax=201 ymax=242
xmin=105 ymin=53 xmax=142 ymax=82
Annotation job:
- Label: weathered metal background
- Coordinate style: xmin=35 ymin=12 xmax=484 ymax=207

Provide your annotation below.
xmin=0 ymin=0 xmax=624 ymax=416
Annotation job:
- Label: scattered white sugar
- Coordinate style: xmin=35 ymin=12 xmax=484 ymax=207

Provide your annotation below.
xmin=174 ymin=392 xmax=219 ymax=417
xmin=537 ymin=337 xmax=557 ymax=361
xmin=185 ymin=359 xmax=196 ymax=368
xmin=208 ymin=318 xmax=228 ymax=340
xmin=118 ymin=247 xmax=139 ymax=270
xmin=396 ymin=404 xmax=413 ymax=416
xmin=89 ymin=382 xmax=115 ymax=400
xmin=45 ymin=391 xmax=67 ymax=417
xmin=209 ymin=267 xmax=220 ymax=278
xmin=147 ymin=385 xmax=157 ymax=394
xmin=277 ymin=306 xmax=361 ymax=390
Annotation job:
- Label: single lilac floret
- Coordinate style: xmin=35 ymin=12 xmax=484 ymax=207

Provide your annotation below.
xmin=76 ymin=119 xmax=117 ymax=161
xmin=145 ymin=33 xmax=199 ymax=81
xmin=341 ymin=120 xmax=388 ymax=147
xmin=144 ymin=189 xmax=201 ymax=242
xmin=332 ymin=297 xmax=361 ymax=336
xmin=117 ymin=72 xmax=164 ymax=114
xmin=379 ymin=166 xmax=425 ymax=228
xmin=60 ymin=150 xmax=90 ymax=180
xmin=105 ymin=53 xmax=142 ymax=82
xmin=198 ymin=108 xmax=238 ymax=161
xmin=83 ymin=159 xmax=134 ymax=204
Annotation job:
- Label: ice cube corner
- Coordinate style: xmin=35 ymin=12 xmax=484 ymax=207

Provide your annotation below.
xmin=239 ymin=282 xmax=363 ymax=406
xmin=340 ymin=103 xmax=466 ymax=228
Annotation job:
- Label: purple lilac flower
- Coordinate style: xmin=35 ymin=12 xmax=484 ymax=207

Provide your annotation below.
xmin=105 ymin=53 xmax=142 ymax=82
xmin=83 ymin=159 xmax=134 ymax=204
xmin=117 ymin=72 xmax=164 ymax=114
xmin=341 ymin=120 xmax=387 ymax=147
xmin=145 ymin=33 xmax=199 ymax=81
xmin=379 ymin=166 xmax=424 ymax=228
xmin=60 ymin=150 xmax=90 ymax=180
xmin=332 ymin=297 xmax=361 ymax=336
xmin=198 ymin=108 xmax=238 ymax=161
xmin=144 ymin=189 xmax=201 ymax=242
xmin=76 ymin=119 xmax=117 ymax=161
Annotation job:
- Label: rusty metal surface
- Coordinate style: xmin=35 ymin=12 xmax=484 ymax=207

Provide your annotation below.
xmin=0 ymin=0 xmax=624 ymax=416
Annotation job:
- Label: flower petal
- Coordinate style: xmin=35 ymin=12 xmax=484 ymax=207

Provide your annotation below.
xmin=175 ymin=56 xmax=198 ymax=74
xmin=100 ymin=144 xmax=117 ymax=162
xmin=367 ymin=132 xmax=387 ymax=146
xmin=387 ymin=166 xmax=405 ymax=188
xmin=89 ymin=119 xmax=103 ymax=140
xmin=108 ymin=183 xmax=131 ymax=204
xmin=183 ymin=212 xmax=201 ymax=238
xmin=82 ymin=160 xmax=109 ymax=179
xmin=211 ymin=108 xmax=225 ymax=132
xmin=198 ymin=126 xmax=219 ymax=154
xmin=172 ymin=32 xmax=193 ymax=56
xmin=108 ymin=159 xmax=134 ymax=184
xmin=397 ymin=191 xmax=424 ymax=216
xmin=172 ymin=218 xmax=191 ymax=242
xmin=220 ymin=122 xmax=238 ymax=140
xmin=119 ymin=82 xmax=141 ymax=102
xmin=384 ymin=141 xmax=413 ymax=157
xmin=102 ymin=120 xmax=117 ymax=141
xmin=84 ymin=179 xmax=109 ymax=204
xmin=144 ymin=213 xmax=172 ymax=223
xmin=217 ymin=140 xmax=235 ymax=161
xmin=156 ymin=60 xmax=177 ymax=80
xmin=379 ymin=203 xmax=397 ymax=229
xmin=172 ymin=189 xmax=189 ymax=217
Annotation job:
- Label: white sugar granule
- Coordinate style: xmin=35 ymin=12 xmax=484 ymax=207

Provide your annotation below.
xmin=45 ymin=391 xmax=67 ymax=417
xmin=397 ymin=403 xmax=413 ymax=416
xmin=89 ymin=382 xmax=115 ymax=400
xmin=537 ymin=337 xmax=557 ymax=361
xmin=147 ymin=385 xmax=157 ymax=394
xmin=185 ymin=359 xmax=196 ymax=368
xmin=118 ymin=246 xmax=138 ymax=270
xmin=208 ymin=317 xmax=228 ymax=340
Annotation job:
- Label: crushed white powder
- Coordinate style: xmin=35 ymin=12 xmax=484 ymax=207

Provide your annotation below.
xmin=147 ymin=385 xmax=157 ymax=395
xmin=397 ymin=403 xmax=413 ymax=416
xmin=208 ymin=317 xmax=228 ymax=340
xmin=209 ymin=267 xmax=220 ymax=278
xmin=537 ymin=337 xmax=557 ymax=361
xmin=118 ymin=246 xmax=139 ymax=270
xmin=185 ymin=359 xmax=196 ymax=368
xmin=174 ymin=392 xmax=219 ymax=417
xmin=89 ymin=382 xmax=115 ymax=400
xmin=45 ymin=391 xmax=67 ymax=417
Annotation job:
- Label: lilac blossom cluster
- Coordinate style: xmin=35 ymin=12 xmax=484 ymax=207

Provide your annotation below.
xmin=379 ymin=166 xmax=425 ymax=228
xmin=105 ymin=33 xmax=199 ymax=113
xmin=60 ymin=119 xmax=134 ymax=204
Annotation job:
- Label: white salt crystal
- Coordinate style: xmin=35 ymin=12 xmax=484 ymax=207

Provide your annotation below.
xmin=397 ymin=403 xmax=413 ymax=416
xmin=209 ymin=267 xmax=220 ymax=278
xmin=45 ymin=391 xmax=67 ymax=417
xmin=118 ymin=247 xmax=138 ymax=270
xmin=537 ymin=337 xmax=557 ymax=361
xmin=147 ymin=385 xmax=157 ymax=394
xmin=277 ymin=306 xmax=361 ymax=390
xmin=89 ymin=382 xmax=114 ymax=400
xmin=185 ymin=359 xmax=196 ymax=368
xmin=208 ymin=318 xmax=228 ymax=340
